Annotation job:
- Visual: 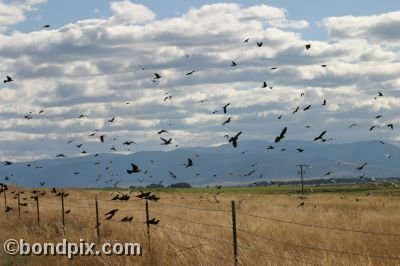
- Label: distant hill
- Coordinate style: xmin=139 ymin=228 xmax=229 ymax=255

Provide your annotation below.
xmin=1 ymin=140 xmax=400 ymax=188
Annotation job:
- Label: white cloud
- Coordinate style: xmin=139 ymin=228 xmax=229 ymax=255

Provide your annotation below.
xmin=323 ymin=11 xmax=400 ymax=43
xmin=109 ymin=0 xmax=155 ymax=25
xmin=0 ymin=0 xmax=46 ymax=29
xmin=0 ymin=2 xmax=399 ymax=161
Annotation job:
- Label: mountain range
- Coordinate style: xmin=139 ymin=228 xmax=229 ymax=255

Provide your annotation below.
xmin=1 ymin=140 xmax=399 ymax=188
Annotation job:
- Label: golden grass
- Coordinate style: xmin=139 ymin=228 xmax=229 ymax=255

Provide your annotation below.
xmin=0 ymin=188 xmax=399 ymax=266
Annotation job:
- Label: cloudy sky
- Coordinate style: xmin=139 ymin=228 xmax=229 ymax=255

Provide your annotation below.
xmin=1 ymin=0 xmax=400 ymax=162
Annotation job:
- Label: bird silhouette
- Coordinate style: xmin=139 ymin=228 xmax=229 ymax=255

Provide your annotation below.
xmin=292 ymin=106 xmax=299 ymax=114
xmin=229 ymin=131 xmax=242 ymax=148
xmin=243 ymin=38 xmax=250 ymax=43
xmin=356 ymin=163 xmax=367 ymax=170
xmin=257 ymin=42 xmax=263 ymax=47
xmin=160 ymin=138 xmax=172 ymax=145
xmin=108 ymin=117 xmax=115 ymax=123
xmin=305 ymin=44 xmax=311 ymax=50
xmin=3 ymin=76 xmax=13 ymax=83
xmin=261 ymin=82 xmax=267 ymax=88
xmin=274 ymin=127 xmax=287 ymax=143
xmin=313 ymin=130 xmax=327 ymax=141
xmin=186 ymin=70 xmax=195 ymax=75
xmin=146 ymin=218 xmax=160 ymax=225
xmin=222 ymin=117 xmax=231 ymax=126
xmin=99 ymin=135 xmax=105 ymax=143
xmin=303 ymin=105 xmax=311 ymax=111
xmin=157 ymin=129 xmax=169 ymax=134
xmin=185 ymin=158 xmax=193 ymax=168
xmin=231 ymin=61 xmax=237 ymax=66
xmin=222 ymin=103 xmax=230 ymax=114
xmin=127 ymin=163 xmax=141 ymax=174
xmin=297 ymin=202 xmax=305 ymax=207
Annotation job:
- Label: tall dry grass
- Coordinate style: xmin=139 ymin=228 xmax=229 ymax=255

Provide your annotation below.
xmin=0 ymin=188 xmax=399 ymax=266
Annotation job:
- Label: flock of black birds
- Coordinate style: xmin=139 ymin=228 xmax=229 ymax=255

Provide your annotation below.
xmin=0 ymin=24 xmax=399 ymax=214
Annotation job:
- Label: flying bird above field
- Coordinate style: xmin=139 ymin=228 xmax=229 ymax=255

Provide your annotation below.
xmin=197 ymin=99 xmax=208 ymax=103
xmin=127 ymin=163 xmax=141 ymax=174
xmin=275 ymin=127 xmax=287 ymax=143
xmin=108 ymin=117 xmax=115 ymax=123
xmin=369 ymin=126 xmax=377 ymax=131
xmin=160 ymin=138 xmax=172 ymax=145
xmin=243 ymin=38 xmax=250 ymax=43
xmin=296 ymin=148 xmax=304 ymax=153
xmin=322 ymin=99 xmax=326 ymax=105
xmin=123 ymin=141 xmax=136 ymax=145
xmin=186 ymin=70 xmax=195 ymax=75
xmin=77 ymin=114 xmax=85 ymax=118
xmin=305 ymin=44 xmax=311 ymax=50
xmin=269 ymin=67 xmax=278 ymax=70
xmin=387 ymin=124 xmax=394 ymax=130
xmin=169 ymin=172 xmax=177 ymax=179
xmin=292 ymin=106 xmax=299 ymax=114
xmin=229 ymin=131 xmax=242 ymax=148
xmin=222 ymin=117 xmax=231 ymax=126
xmin=154 ymin=73 xmax=161 ymax=79
xmin=314 ymin=130 xmax=327 ymax=141
xmin=185 ymin=158 xmax=193 ymax=168
xmin=100 ymin=135 xmax=105 ymax=143
xmin=303 ymin=105 xmax=311 ymax=111
xmin=321 ymin=65 xmax=327 ymax=67
xmin=349 ymin=123 xmax=358 ymax=128
xmin=222 ymin=103 xmax=230 ymax=114
xmin=267 ymin=145 xmax=274 ymax=150
xmin=158 ymin=129 xmax=169 ymax=134
xmin=356 ymin=163 xmax=367 ymax=170
xmin=375 ymin=115 xmax=382 ymax=119
xmin=231 ymin=61 xmax=237 ymax=66
xmin=377 ymin=92 xmax=383 ymax=97
xmin=43 ymin=25 xmax=50 ymax=28
xmin=3 ymin=76 xmax=13 ymax=83
xmin=257 ymin=42 xmax=263 ymax=47
xmin=297 ymin=202 xmax=305 ymax=207
xmin=56 ymin=154 xmax=66 ymax=158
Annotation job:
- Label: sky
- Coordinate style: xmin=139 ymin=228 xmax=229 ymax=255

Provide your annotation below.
xmin=1 ymin=0 xmax=400 ymax=161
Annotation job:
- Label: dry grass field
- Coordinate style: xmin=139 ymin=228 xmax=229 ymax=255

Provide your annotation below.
xmin=0 ymin=186 xmax=399 ymax=266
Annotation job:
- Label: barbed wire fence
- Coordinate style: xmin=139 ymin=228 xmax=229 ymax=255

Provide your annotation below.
xmin=0 ymin=187 xmax=400 ymax=265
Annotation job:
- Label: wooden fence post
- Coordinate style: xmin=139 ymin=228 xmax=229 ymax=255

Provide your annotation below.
xmin=36 ymin=194 xmax=40 ymax=226
xmin=231 ymin=200 xmax=238 ymax=266
xmin=17 ymin=192 xmax=21 ymax=219
xmin=61 ymin=192 xmax=65 ymax=228
xmin=95 ymin=194 xmax=100 ymax=242
xmin=145 ymin=200 xmax=150 ymax=243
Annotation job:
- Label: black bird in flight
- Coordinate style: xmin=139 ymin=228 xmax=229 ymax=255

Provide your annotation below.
xmin=231 ymin=61 xmax=237 ymax=67
xmin=322 ymin=99 xmax=326 ymax=105
xmin=4 ymin=161 xmax=12 ymax=165
xmin=305 ymin=44 xmax=311 ymax=50
xmin=296 ymin=148 xmax=304 ymax=153
xmin=78 ymin=114 xmax=85 ymax=118
xmin=356 ymin=163 xmax=367 ymax=170
xmin=243 ymin=38 xmax=250 ymax=43
xmin=185 ymin=158 xmax=193 ymax=168
xmin=267 ymin=145 xmax=274 ymax=150
xmin=222 ymin=117 xmax=231 ymax=126
xmin=127 ymin=163 xmax=141 ymax=174
xmin=269 ymin=67 xmax=278 ymax=70
xmin=123 ymin=141 xmax=136 ymax=145
xmin=314 ymin=130 xmax=327 ymax=141
xmin=369 ymin=126 xmax=376 ymax=131
xmin=275 ymin=127 xmax=287 ymax=143
xmin=160 ymin=138 xmax=172 ymax=145
xmin=377 ymin=92 xmax=383 ymax=97
xmin=43 ymin=25 xmax=50 ymax=28
xmin=154 ymin=73 xmax=161 ymax=79
xmin=297 ymin=202 xmax=305 ymax=208
xmin=303 ymin=105 xmax=311 ymax=111
xmin=100 ymin=135 xmax=105 ymax=143
xmin=3 ymin=76 xmax=13 ymax=83
xmin=169 ymin=171 xmax=177 ymax=179
xmin=257 ymin=42 xmax=263 ymax=47
xmin=387 ymin=123 xmax=394 ymax=130
xmin=108 ymin=117 xmax=115 ymax=123
xmin=229 ymin=131 xmax=242 ymax=148
xmin=261 ymin=81 xmax=267 ymax=88
xmin=321 ymin=64 xmax=327 ymax=67
xmin=186 ymin=70 xmax=195 ymax=75
xmin=158 ymin=129 xmax=169 ymax=134
xmin=292 ymin=106 xmax=299 ymax=114
xmin=56 ymin=154 xmax=67 ymax=158
xmin=136 ymin=191 xmax=151 ymax=199
xmin=223 ymin=103 xmax=230 ymax=114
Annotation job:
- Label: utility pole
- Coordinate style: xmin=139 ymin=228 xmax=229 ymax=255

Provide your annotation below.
xmin=296 ymin=164 xmax=311 ymax=194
